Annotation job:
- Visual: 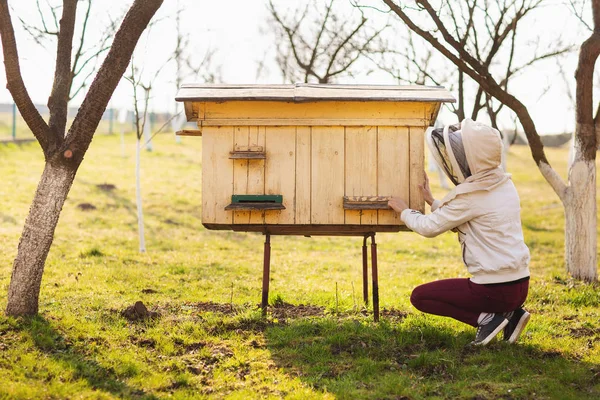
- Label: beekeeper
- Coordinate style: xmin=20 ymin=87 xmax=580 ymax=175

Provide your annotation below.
xmin=388 ymin=118 xmax=531 ymax=346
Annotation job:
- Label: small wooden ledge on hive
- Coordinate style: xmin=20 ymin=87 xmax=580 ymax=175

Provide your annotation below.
xmin=176 ymin=129 xmax=202 ymax=136
xmin=343 ymin=196 xmax=392 ymax=210
xmin=224 ymin=203 xmax=285 ymax=211
xmin=229 ymin=145 xmax=266 ymax=159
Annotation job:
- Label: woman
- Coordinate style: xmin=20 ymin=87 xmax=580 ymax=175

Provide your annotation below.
xmin=388 ymin=119 xmax=531 ymax=346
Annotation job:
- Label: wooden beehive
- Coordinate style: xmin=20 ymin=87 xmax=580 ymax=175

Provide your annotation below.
xmin=176 ymin=84 xmax=454 ymax=236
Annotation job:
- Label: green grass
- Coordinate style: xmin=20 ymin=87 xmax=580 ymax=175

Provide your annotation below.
xmin=0 ymin=132 xmax=599 ymax=399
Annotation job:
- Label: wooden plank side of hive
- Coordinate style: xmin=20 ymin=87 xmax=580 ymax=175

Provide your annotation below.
xmin=311 ymin=126 xmax=345 ymax=224
xmin=233 ymin=126 xmax=251 ymax=224
xmin=202 ymin=126 xmax=233 ymax=225
xmin=295 ymin=126 xmax=311 ymax=224
xmin=378 ymin=126 xmax=410 ymax=225
xmin=199 ymin=101 xmax=428 ymax=126
xmin=409 ymin=126 xmax=426 ymax=213
xmin=265 ymin=126 xmax=296 ymax=224
xmin=344 ymin=126 xmax=377 ymax=225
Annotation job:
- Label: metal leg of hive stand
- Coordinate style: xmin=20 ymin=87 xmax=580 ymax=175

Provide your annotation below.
xmin=261 ymin=233 xmax=271 ymax=316
xmin=362 ymin=235 xmax=369 ymax=306
xmin=371 ymin=233 xmax=379 ymax=322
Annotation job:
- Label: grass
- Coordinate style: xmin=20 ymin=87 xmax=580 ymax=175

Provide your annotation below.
xmin=0 ymin=132 xmax=599 ymax=399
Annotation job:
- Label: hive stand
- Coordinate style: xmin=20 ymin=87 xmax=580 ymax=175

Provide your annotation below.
xmin=260 ymin=232 xmax=380 ymax=322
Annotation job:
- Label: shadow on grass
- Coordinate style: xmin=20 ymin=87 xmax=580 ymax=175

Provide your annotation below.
xmin=13 ymin=315 xmax=159 ymax=400
xmin=264 ymin=316 xmax=600 ymax=399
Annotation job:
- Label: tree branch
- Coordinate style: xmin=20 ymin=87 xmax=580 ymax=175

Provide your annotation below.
xmin=64 ymin=0 xmax=164 ymax=163
xmin=324 ymin=16 xmax=367 ymax=78
xmin=0 ymin=0 xmax=52 ymax=155
xmin=47 ymin=0 xmax=77 ymax=142
xmin=574 ymin=0 xmax=600 ymax=161
xmin=70 ymin=0 xmax=92 ymax=89
xmin=307 ymin=0 xmax=334 ymax=82
xmin=382 ymin=0 xmax=567 ymax=198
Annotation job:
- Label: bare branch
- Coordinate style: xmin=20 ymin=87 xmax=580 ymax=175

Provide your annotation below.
xmin=47 ymin=0 xmax=77 ymax=142
xmin=569 ymin=0 xmax=593 ymax=31
xmin=65 ymin=0 xmax=164 ymax=162
xmin=382 ymin=0 xmax=567 ymax=197
xmin=0 ymin=0 xmax=52 ymax=155
xmin=71 ymin=0 xmax=93 ymax=84
xmin=574 ymin=0 xmax=600 ymax=160
xmin=307 ymin=0 xmax=334 ymax=82
xmin=270 ymin=0 xmax=385 ymax=84
xmin=324 ymin=16 xmax=367 ymax=78
xmin=143 ymin=112 xmax=181 ymax=147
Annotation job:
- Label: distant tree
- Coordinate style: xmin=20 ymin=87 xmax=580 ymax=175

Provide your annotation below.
xmin=267 ymin=0 xmax=387 ymax=83
xmin=378 ymin=0 xmax=598 ymax=281
xmin=0 ymin=0 xmax=164 ymax=316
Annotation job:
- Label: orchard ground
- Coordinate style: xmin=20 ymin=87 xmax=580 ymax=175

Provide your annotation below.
xmin=0 ymin=132 xmax=599 ymax=399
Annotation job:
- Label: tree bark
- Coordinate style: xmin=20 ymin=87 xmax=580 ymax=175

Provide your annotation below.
xmin=564 ymin=160 xmax=597 ymax=282
xmin=567 ymin=0 xmax=600 ymax=280
xmin=6 ymin=159 xmax=77 ymax=315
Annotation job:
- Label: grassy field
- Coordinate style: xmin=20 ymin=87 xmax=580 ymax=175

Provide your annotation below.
xmin=0 ymin=132 xmax=599 ymax=399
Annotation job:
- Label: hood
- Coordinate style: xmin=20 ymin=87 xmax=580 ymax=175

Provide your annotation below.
xmin=461 ymin=119 xmax=503 ymax=175
xmin=427 ymin=119 xmax=503 ymax=184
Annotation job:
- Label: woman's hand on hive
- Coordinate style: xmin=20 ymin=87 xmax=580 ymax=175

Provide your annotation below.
xmin=388 ymin=197 xmax=409 ymax=213
xmin=419 ymin=173 xmax=435 ymax=206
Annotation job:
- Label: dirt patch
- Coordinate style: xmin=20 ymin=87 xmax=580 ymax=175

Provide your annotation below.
xmin=186 ymin=343 xmax=234 ymax=376
xmin=132 ymin=337 xmax=156 ymax=348
xmin=96 ymin=183 xmax=116 ymax=192
xmin=380 ymin=308 xmax=408 ymax=320
xmin=77 ymin=203 xmax=96 ymax=211
xmin=569 ymin=326 xmax=599 ymax=338
xmin=141 ymin=288 xmax=158 ymax=294
xmin=271 ymin=302 xmax=326 ymax=320
xmin=121 ymin=301 xmax=160 ymax=321
xmin=185 ymin=341 xmax=207 ymax=353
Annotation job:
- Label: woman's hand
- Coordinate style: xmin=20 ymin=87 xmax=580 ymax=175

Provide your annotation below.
xmin=419 ymin=173 xmax=435 ymax=206
xmin=388 ymin=197 xmax=409 ymax=213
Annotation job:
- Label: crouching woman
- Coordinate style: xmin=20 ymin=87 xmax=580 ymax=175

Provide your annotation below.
xmin=388 ymin=119 xmax=530 ymax=346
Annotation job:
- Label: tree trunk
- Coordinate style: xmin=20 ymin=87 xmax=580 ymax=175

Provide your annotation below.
xmin=6 ymin=159 xmax=77 ymax=315
xmin=136 ymin=139 xmax=146 ymax=253
xmin=564 ymin=158 xmax=598 ymax=282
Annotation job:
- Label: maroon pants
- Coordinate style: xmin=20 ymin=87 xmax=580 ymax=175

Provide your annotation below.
xmin=410 ymin=278 xmax=529 ymax=327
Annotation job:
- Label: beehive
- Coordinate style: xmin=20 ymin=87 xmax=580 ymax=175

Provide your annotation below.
xmin=176 ymin=84 xmax=454 ymax=235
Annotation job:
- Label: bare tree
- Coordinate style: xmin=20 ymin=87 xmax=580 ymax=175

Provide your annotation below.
xmin=0 ymin=0 xmax=164 ymax=316
xmin=268 ymin=0 xmax=387 ymax=83
xmin=377 ymin=0 xmax=598 ymax=281
xmin=125 ymin=56 xmax=170 ymax=253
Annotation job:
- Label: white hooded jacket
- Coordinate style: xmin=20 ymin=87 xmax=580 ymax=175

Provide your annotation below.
xmin=401 ymin=119 xmax=530 ymax=284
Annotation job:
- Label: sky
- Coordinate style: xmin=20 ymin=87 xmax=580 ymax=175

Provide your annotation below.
xmin=0 ymin=0 xmax=591 ymax=134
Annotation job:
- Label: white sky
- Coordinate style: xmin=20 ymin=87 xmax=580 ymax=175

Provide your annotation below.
xmin=0 ymin=0 xmax=591 ymax=134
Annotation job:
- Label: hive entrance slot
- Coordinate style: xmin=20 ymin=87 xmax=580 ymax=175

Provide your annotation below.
xmin=225 ymin=195 xmax=285 ymax=211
